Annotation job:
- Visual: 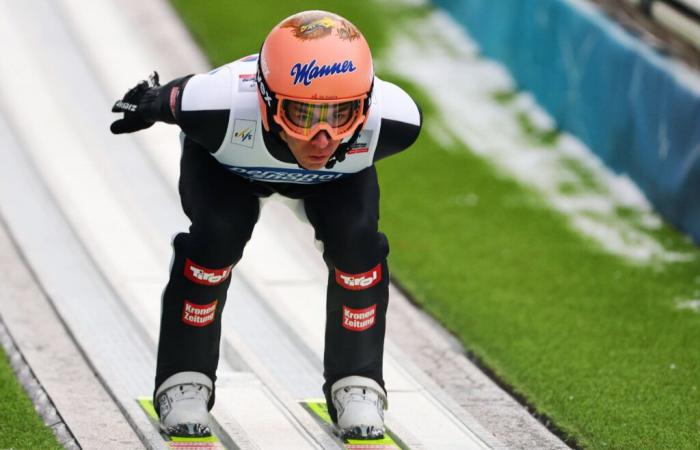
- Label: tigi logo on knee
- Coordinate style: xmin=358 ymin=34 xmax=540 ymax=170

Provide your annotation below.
xmin=184 ymin=259 xmax=232 ymax=285
xmin=182 ymin=300 xmax=218 ymax=327
xmin=335 ymin=264 xmax=382 ymax=290
xmin=342 ymin=304 xmax=376 ymax=331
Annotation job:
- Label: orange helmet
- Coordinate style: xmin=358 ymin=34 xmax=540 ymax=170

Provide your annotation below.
xmin=257 ymin=10 xmax=374 ymax=142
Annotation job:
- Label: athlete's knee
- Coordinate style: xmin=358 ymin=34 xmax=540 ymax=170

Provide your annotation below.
xmin=324 ymin=226 xmax=388 ymax=271
xmin=189 ymin=213 xmax=256 ymax=259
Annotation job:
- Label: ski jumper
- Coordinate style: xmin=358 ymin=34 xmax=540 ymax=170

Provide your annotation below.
xmin=150 ymin=54 xmax=422 ymax=421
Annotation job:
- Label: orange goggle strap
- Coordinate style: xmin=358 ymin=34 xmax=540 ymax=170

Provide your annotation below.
xmin=256 ymin=56 xmax=374 ymax=168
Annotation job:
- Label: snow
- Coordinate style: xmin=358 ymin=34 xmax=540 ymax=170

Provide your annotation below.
xmin=379 ymin=9 xmax=696 ymax=265
xmin=675 ymin=299 xmax=700 ymax=313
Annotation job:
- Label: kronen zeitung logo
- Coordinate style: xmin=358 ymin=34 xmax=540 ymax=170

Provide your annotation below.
xmin=342 ymin=304 xmax=376 ymax=331
xmin=182 ymin=300 xmax=218 ymax=327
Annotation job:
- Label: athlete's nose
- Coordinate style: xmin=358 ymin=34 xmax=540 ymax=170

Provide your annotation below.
xmin=310 ymin=130 xmax=331 ymax=148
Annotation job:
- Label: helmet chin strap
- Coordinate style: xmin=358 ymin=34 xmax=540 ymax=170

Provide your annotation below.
xmin=325 ymin=124 xmax=363 ymax=169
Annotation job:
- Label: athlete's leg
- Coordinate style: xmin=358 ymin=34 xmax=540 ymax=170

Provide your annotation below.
xmin=303 ymin=166 xmax=389 ymax=423
xmin=155 ymin=138 xmax=266 ymax=411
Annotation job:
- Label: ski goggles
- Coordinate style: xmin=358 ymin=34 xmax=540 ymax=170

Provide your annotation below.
xmin=274 ymin=96 xmax=367 ymax=141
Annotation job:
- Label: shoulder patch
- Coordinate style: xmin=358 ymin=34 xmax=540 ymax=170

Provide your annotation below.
xmin=231 ymin=119 xmax=256 ymax=148
xmin=238 ymin=73 xmax=257 ymax=92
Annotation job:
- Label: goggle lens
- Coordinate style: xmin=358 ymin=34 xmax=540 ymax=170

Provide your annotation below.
xmin=280 ymin=99 xmax=361 ymax=138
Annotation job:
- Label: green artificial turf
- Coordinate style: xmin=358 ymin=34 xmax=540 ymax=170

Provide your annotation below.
xmin=0 ymin=345 xmax=62 ymax=449
xmin=378 ymin=88 xmax=700 ymax=448
xmin=170 ymin=2 xmax=700 ymax=448
xmin=169 ymin=0 xmax=429 ymax=69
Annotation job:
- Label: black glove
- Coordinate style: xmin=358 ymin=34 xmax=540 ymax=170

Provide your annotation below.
xmin=110 ymin=72 xmax=160 ymax=134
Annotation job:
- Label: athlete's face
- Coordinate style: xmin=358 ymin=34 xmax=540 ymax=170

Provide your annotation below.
xmin=280 ymin=130 xmax=342 ymax=170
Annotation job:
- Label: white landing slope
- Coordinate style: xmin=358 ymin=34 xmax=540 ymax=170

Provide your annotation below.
xmin=0 ymin=0 xmax=567 ymax=448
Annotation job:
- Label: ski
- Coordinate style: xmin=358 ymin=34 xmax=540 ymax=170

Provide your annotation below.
xmin=302 ymin=399 xmax=407 ymax=449
xmin=137 ymin=397 xmax=223 ymax=449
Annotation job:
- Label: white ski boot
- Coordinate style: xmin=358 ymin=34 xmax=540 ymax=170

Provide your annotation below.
xmin=155 ymin=371 xmax=213 ymax=437
xmin=331 ymin=376 xmax=387 ymax=439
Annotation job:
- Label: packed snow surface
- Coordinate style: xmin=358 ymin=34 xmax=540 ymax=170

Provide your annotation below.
xmin=380 ymin=10 xmax=695 ymax=265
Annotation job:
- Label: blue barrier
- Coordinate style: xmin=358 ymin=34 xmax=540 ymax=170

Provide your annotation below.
xmin=434 ymin=0 xmax=700 ymax=243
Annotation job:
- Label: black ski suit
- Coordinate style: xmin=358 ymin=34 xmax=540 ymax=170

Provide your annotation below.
xmin=127 ymin=55 xmax=422 ymax=422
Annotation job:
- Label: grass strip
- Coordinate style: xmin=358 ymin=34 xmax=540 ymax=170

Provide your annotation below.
xmin=0 ymin=344 xmax=62 ymax=449
xmin=170 ymin=2 xmax=700 ymax=448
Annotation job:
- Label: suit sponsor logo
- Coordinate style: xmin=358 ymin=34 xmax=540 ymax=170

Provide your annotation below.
xmin=238 ymin=73 xmax=256 ymax=92
xmin=182 ymin=300 xmax=218 ymax=327
xmin=184 ymin=259 xmax=233 ymax=285
xmin=342 ymin=304 xmax=376 ymax=331
xmin=227 ymin=166 xmax=345 ymax=184
xmin=347 ymin=130 xmax=373 ymax=155
xmin=335 ymin=263 xmax=382 ymax=290
xmin=347 ymin=146 xmax=368 ymax=155
xmin=232 ymin=119 xmax=256 ymax=148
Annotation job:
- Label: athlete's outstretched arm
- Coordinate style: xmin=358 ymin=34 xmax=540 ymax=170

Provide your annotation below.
xmin=110 ymin=72 xmax=193 ymax=134
xmin=110 ymin=69 xmax=231 ymax=153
